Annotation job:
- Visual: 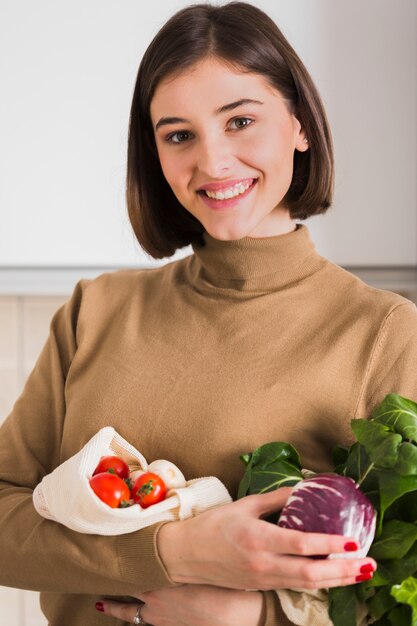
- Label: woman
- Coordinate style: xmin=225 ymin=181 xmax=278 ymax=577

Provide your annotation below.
xmin=1 ymin=3 xmax=416 ymax=625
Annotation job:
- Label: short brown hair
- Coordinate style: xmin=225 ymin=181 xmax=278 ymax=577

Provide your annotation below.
xmin=126 ymin=1 xmax=334 ymax=258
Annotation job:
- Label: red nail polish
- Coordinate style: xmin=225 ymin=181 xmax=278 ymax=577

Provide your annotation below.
xmin=360 ymin=563 xmax=375 ymax=574
xmin=356 ymin=572 xmax=373 ymax=582
xmin=344 ymin=541 xmax=358 ymax=552
xmin=95 ymin=602 xmax=104 ymax=612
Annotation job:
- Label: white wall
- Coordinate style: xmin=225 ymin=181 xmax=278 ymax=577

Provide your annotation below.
xmin=0 ymin=0 xmax=416 ymax=268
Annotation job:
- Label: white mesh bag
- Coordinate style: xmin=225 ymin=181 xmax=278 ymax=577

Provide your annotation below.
xmin=33 ymin=426 xmax=232 ymax=535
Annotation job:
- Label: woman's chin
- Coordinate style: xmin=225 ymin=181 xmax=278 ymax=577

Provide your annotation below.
xmin=203 ymin=223 xmax=255 ymax=241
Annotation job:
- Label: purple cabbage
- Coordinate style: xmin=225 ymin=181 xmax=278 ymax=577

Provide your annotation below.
xmin=277 ymin=473 xmax=376 ymax=558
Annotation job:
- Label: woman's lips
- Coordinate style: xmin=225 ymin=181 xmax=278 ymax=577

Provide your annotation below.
xmin=198 ymin=179 xmax=258 ymax=210
xmin=197 ymin=177 xmax=255 ymax=192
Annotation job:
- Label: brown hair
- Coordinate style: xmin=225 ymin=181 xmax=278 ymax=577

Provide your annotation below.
xmin=126 ymin=1 xmax=334 ymax=258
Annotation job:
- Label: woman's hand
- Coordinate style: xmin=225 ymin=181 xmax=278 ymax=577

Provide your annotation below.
xmin=157 ymin=488 xmax=377 ymax=591
xmin=96 ymin=585 xmax=264 ymax=626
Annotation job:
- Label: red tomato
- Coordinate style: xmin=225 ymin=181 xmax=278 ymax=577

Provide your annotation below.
xmin=92 ymin=455 xmax=130 ymax=480
xmin=131 ymin=472 xmax=167 ymax=508
xmin=89 ymin=472 xmax=131 ymax=508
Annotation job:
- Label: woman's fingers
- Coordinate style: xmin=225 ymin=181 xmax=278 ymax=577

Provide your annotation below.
xmin=96 ymin=599 xmax=147 ymax=623
xmin=261 ymin=523 xmax=361 ymax=557
xmin=254 ymin=550 xmax=376 ymax=589
xmin=244 ymin=487 xmax=293 ymax=516
xmin=95 ymin=587 xmax=264 ymax=626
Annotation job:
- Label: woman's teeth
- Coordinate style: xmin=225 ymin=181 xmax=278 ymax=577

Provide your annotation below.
xmin=204 ymin=179 xmax=255 ymax=200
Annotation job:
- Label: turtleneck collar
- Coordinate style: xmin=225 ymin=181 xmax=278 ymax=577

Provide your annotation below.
xmin=189 ymin=224 xmax=325 ymax=293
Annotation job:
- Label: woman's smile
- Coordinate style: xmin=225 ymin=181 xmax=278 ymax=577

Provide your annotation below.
xmin=198 ymin=178 xmax=258 ymax=210
xmin=150 ymin=57 xmax=308 ymax=240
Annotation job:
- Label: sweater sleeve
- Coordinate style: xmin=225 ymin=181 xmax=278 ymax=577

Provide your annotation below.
xmin=0 ymin=280 xmax=175 ymax=595
xmin=355 ymin=300 xmax=417 ymax=418
xmin=262 ymin=590 xmax=294 ymax=626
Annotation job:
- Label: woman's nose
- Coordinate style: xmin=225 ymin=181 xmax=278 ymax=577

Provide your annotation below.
xmin=196 ymin=135 xmax=235 ymax=179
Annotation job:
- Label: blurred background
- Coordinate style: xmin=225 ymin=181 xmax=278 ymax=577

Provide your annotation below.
xmin=0 ymin=1 xmax=416 ymax=623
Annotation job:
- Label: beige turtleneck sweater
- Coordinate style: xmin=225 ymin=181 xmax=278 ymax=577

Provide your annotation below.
xmin=0 ymin=224 xmax=416 ymax=626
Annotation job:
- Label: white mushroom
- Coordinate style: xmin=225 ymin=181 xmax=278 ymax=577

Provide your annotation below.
xmin=147 ymin=460 xmax=186 ymax=490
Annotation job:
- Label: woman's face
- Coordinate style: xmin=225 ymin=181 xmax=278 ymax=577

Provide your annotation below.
xmin=150 ymin=57 xmax=308 ymax=240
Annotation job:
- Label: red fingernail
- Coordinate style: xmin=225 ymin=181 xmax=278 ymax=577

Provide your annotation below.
xmin=344 ymin=541 xmax=358 ymax=552
xmin=356 ymin=572 xmax=373 ymax=582
xmin=95 ymin=602 xmax=104 ymax=612
xmin=360 ymin=563 xmax=375 ymax=574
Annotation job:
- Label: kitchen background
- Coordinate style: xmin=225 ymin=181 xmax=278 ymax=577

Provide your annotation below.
xmin=0 ymin=0 xmax=416 ymax=624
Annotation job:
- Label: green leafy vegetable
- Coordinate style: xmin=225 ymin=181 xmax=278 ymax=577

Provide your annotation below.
xmin=237 ymin=441 xmax=302 ymax=499
xmin=391 ymin=577 xmax=417 ymax=626
xmin=328 ymin=586 xmax=358 ymax=626
xmin=367 ymin=586 xmax=397 ymax=620
xmin=372 ymin=395 xmax=417 ymax=443
xmin=237 ymin=393 xmax=417 ymax=626
xmin=369 ymin=521 xmax=417 ymax=560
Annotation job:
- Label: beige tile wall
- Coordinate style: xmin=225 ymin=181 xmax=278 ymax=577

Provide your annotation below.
xmin=0 ymin=296 xmax=67 ymax=626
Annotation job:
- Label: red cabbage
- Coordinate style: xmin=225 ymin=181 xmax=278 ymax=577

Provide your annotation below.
xmin=277 ymin=473 xmax=376 ymax=558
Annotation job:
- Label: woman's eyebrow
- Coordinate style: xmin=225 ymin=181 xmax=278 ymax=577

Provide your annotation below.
xmin=154 ymin=98 xmax=264 ymax=131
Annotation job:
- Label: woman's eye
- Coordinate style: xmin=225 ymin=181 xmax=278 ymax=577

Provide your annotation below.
xmin=166 ymin=130 xmax=192 ymax=144
xmin=230 ymin=117 xmax=253 ymax=130
xmin=165 ymin=117 xmax=253 ymax=145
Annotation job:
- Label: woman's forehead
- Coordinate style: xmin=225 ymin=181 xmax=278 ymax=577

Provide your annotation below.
xmin=150 ymin=58 xmax=280 ymax=122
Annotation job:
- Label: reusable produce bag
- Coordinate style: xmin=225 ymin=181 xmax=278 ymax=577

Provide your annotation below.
xmin=33 ymin=426 xmax=232 ymax=535
xmin=276 ymin=588 xmax=367 ymax=626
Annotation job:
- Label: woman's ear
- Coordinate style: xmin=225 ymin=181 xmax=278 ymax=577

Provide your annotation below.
xmin=297 ymin=134 xmax=309 ymax=152
xmin=293 ymin=116 xmax=309 ymax=152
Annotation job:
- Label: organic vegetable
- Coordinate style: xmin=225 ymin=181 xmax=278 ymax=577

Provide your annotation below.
xmin=238 ymin=393 xmax=417 ymax=626
xmin=89 ymin=472 xmax=131 ymax=508
xmin=277 ymin=473 xmax=376 ymax=559
xmin=147 ymin=459 xmax=186 ymax=490
xmin=92 ymin=455 xmax=130 ymax=480
xmin=131 ymin=472 xmax=167 ymax=508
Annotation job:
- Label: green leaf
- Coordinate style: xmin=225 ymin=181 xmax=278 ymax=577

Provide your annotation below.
xmin=369 ymin=543 xmax=417 ymax=588
xmin=250 ymin=441 xmax=301 ymax=469
xmin=370 ymin=563 xmax=394 ymax=587
xmin=369 ymin=520 xmax=417 ymax=560
xmin=371 ymin=617 xmax=392 ymax=626
xmin=342 ymin=442 xmax=370 ymax=481
xmin=391 ymin=576 xmax=417 ymax=625
xmin=398 ymin=492 xmax=417 ymax=524
xmin=377 ymin=470 xmax=417 ymax=526
xmin=367 ymin=585 xmax=397 ymax=620
xmin=237 ymin=458 xmax=253 ymax=499
xmin=237 ymin=442 xmax=302 ymax=499
xmin=395 ymin=443 xmax=417 ymax=476
xmin=342 ymin=442 xmax=380 ymax=510
xmin=387 ymin=604 xmax=412 ymax=626
xmin=333 ymin=444 xmax=349 ymax=466
xmin=373 ymin=394 xmax=417 ymax=443
xmin=351 ymin=419 xmax=402 ymax=468
xmin=245 ymin=459 xmax=302 ymax=495
xmin=328 ymin=585 xmax=358 ymax=626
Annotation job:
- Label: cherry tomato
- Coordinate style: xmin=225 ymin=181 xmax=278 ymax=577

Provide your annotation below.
xmin=89 ymin=472 xmax=131 ymax=508
xmin=131 ymin=472 xmax=167 ymax=508
xmin=92 ymin=455 xmax=130 ymax=480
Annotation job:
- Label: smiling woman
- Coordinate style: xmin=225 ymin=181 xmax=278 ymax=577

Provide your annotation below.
xmin=0 ymin=3 xmax=417 ymax=626
xmin=126 ymin=1 xmax=334 ymax=257
xmin=149 ymin=58 xmax=308 ymax=241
